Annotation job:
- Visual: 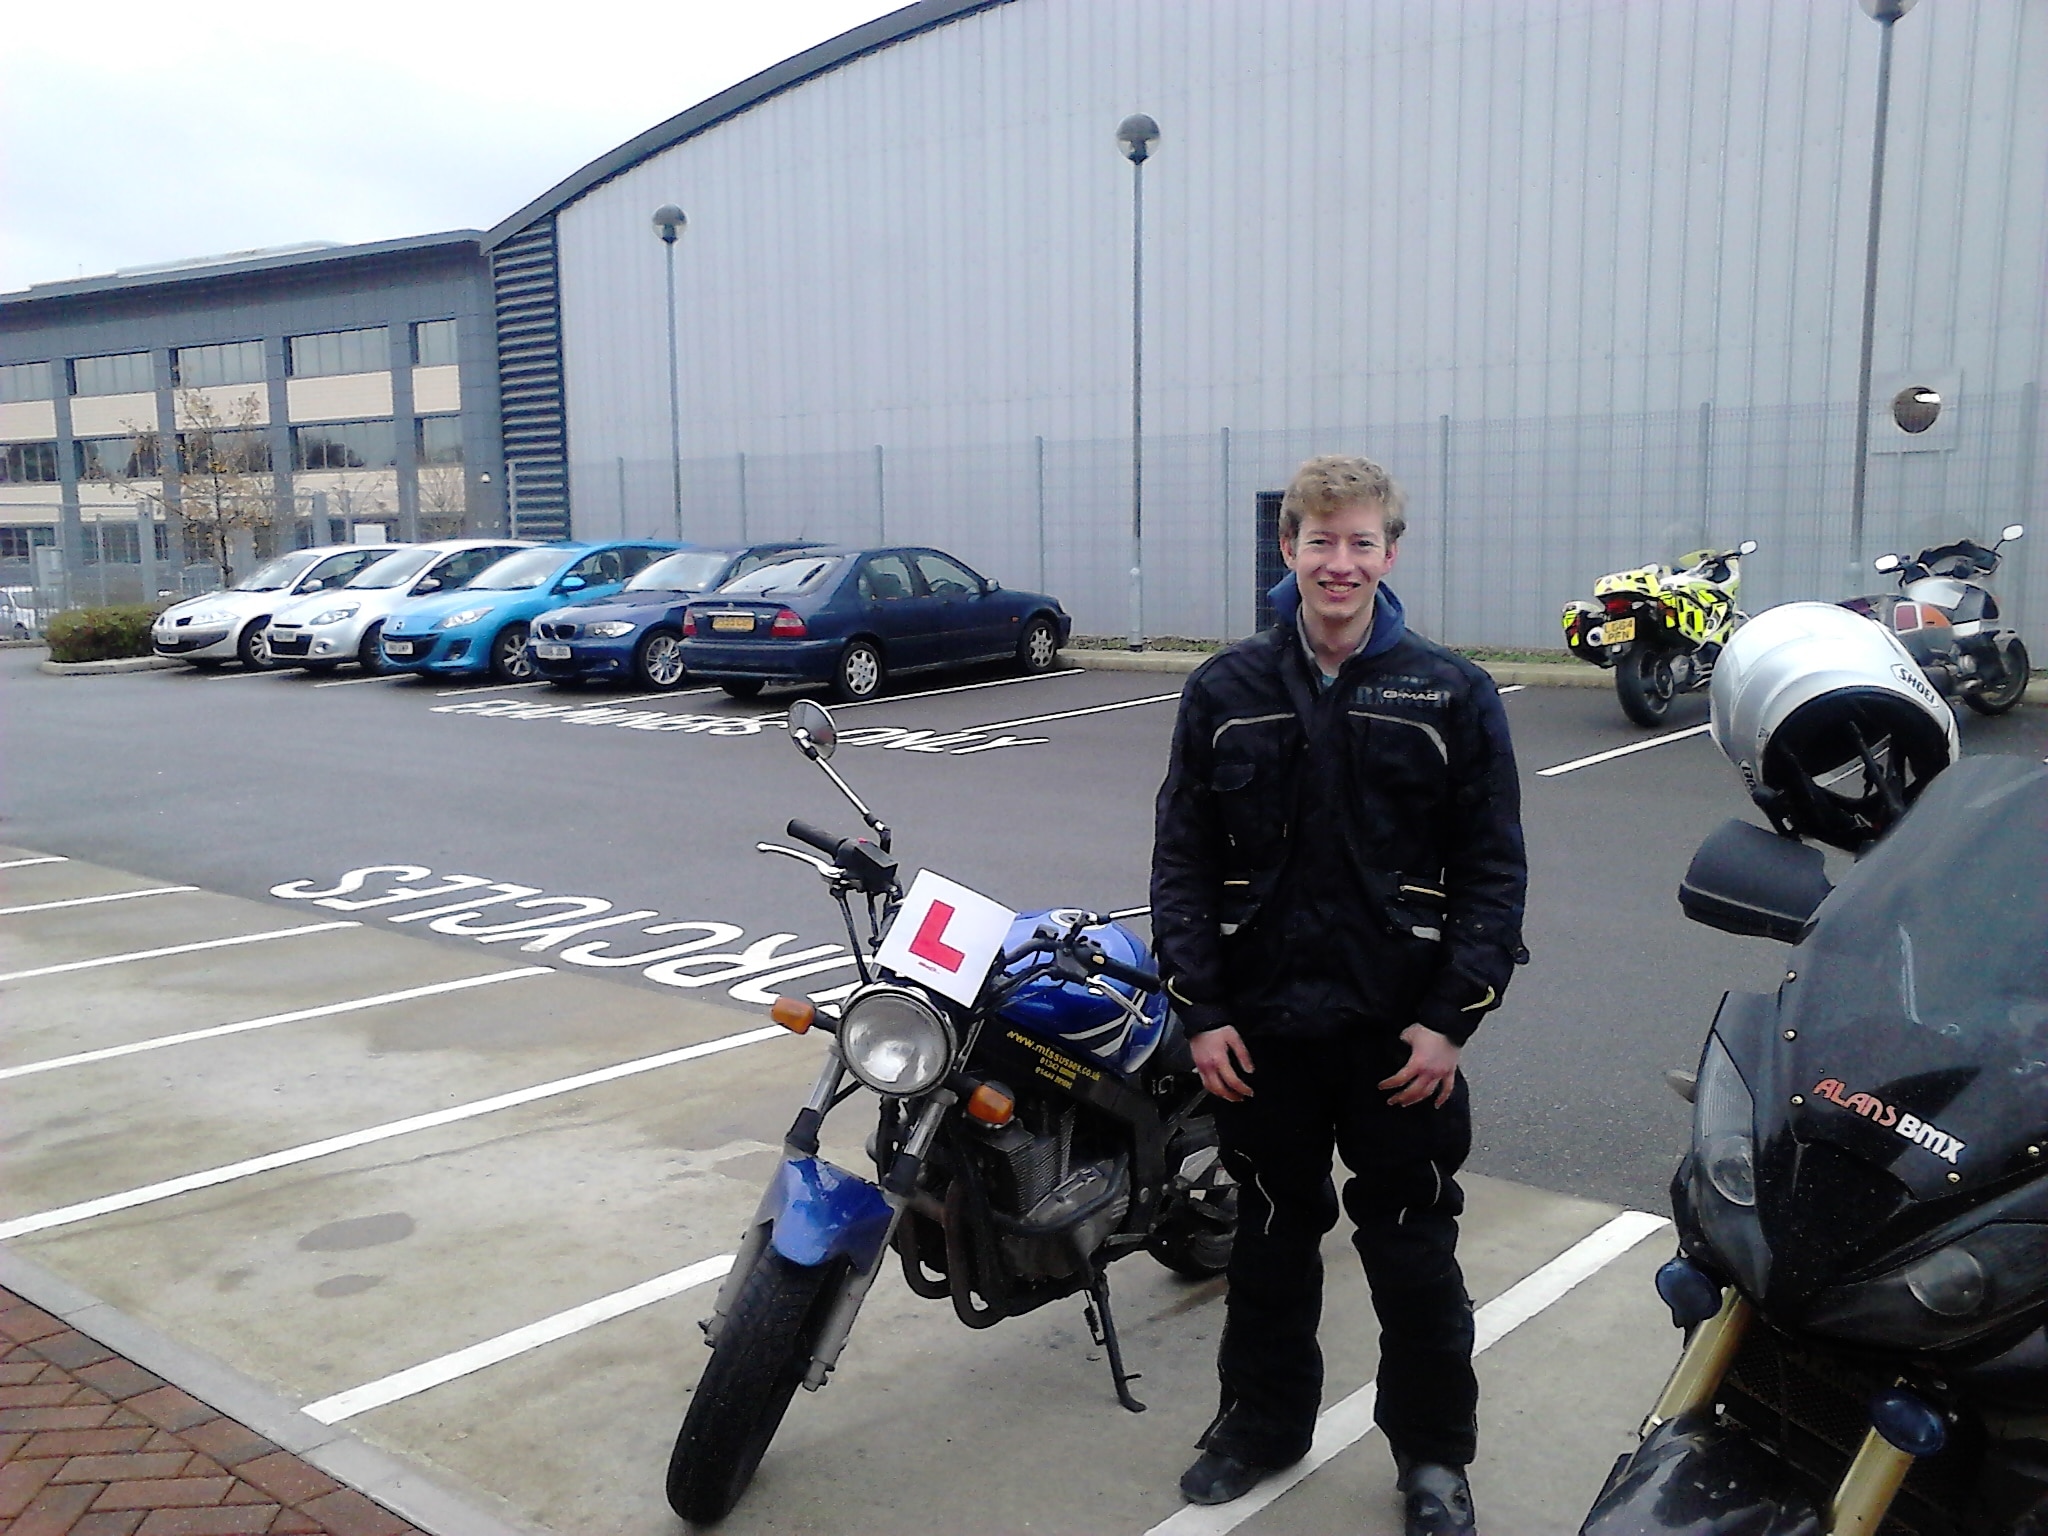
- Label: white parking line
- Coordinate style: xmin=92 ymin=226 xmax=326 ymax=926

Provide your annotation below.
xmin=1143 ymin=1210 xmax=1670 ymax=1536
xmin=0 ymin=856 xmax=69 ymax=870
xmin=978 ymin=692 xmax=1183 ymax=731
xmin=305 ymin=1253 xmax=736 ymax=1423
xmin=0 ymin=921 xmax=359 ymax=984
xmin=0 ymin=1024 xmax=787 ymax=1241
xmin=0 ymin=967 xmax=553 ymax=1082
xmin=0 ymin=886 xmax=198 ymax=916
xmin=432 ymin=680 xmax=555 ymax=697
xmin=820 ymin=667 xmax=1086 ymax=712
xmin=311 ymin=674 xmax=404 ymax=689
xmin=1498 ymin=684 xmax=1526 ymax=695
xmin=1537 ymin=724 xmax=1711 ymax=777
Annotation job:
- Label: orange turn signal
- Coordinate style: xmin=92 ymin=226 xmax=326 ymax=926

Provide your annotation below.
xmin=770 ymin=996 xmax=817 ymax=1034
xmin=966 ymin=1083 xmax=1015 ymax=1125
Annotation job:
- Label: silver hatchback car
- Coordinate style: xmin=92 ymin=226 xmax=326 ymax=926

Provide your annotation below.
xmin=152 ymin=545 xmax=403 ymax=669
xmin=263 ymin=539 xmax=529 ymax=673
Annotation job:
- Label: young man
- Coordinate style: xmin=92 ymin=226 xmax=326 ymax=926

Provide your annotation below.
xmin=1150 ymin=455 xmax=1527 ymax=1536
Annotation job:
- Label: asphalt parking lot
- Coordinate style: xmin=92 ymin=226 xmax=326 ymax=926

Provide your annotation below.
xmin=4 ymin=648 xmax=2045 ymax=1535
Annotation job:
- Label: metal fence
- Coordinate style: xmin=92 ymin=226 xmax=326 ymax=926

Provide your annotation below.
xmin=569 ymin=385 xmax=2043 ymax=652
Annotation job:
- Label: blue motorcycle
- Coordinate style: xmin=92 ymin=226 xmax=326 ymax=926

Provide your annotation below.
xmin=665 ymin=699 xmax=1237 ymax=1525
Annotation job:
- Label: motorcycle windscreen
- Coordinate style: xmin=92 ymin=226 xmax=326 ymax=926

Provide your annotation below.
xmin=1775 ymin=755 xmax=2048 ymax=1202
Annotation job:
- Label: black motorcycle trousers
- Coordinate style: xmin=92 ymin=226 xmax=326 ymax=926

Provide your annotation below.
xmin=1201 ymin=1032 xmax=1477 ymax=1471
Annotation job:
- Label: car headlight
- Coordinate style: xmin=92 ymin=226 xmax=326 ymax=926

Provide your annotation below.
xmin=585 ymin=621 xmax=635 ymax=638
xmin=1804 ymin=1224 xmax=2048 ymax=1350
xmin=436 ymin=608 xmax=492 ymax=630
xmin=838 ymin=984 xmax=955 ymax=1097
xmin=308 ymin=605 xmax=359 ymax=625
xmin=179 ymin=607 xmax=229 ymax=627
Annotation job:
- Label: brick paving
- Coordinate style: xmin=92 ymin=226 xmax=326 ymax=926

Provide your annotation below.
xmin=0 ymin=1288 xmax=426 ymax=1536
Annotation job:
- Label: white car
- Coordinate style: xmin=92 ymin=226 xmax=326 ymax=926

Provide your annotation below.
xmin=151 ymin=546 xmax=404 ymax=669
xmin=263 ymin=539 xmax=529 ymax=673
xmin=1 ymin=588 xmax=39 ymax=640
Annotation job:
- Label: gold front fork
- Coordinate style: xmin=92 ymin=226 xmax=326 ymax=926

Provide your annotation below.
xmin=1825 ymin=1422 xmax=1916 ymax=1536
xmin=1643 ymin=1288 xmax=1752 ymax=1435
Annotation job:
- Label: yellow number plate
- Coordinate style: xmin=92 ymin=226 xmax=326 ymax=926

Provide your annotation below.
xmin=711 ymin=614 xmax=755 ymax=633
xmin=1603 ymin=616 xmax=1636 ymax=644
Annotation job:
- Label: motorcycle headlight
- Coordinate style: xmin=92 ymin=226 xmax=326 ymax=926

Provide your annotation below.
xmin=1805 ymin=1224 xmax=2048 ymax=1350
xmin=838 ymin=984 xmax=955 ymax=1097
xmin=436 ymin=607 xmax=492 ymax=631
xmin=308 ymin=605 xmax=359 ymax=626
xmin=1695 ymin=1035 xmax=1756 ymax=1208
xmin=585 ymin=621 xmax=635 ymax=638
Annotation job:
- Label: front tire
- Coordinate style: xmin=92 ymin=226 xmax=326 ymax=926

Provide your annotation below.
xmin=666 ymin=1252 xmax=839 ymax=1526
xmin=634 ymin=629 xmax=687 ymax=690
xmin=1964 ymin=639 xmax=2030 ymax=716
xmin=1017 ymin=615 xmax=1060 ymax=674
xmin=236 ymin=621 xmax=273 ymax=671
xmin=1616 ymin=645 xmax=1676 ymax=726
xmin=832 ymin=639 xmax=884 ymax=702
xmin=357 ymin=622 xmax=387 ymax=675
xmin=489 ymin=623 xmax=533 ymax=683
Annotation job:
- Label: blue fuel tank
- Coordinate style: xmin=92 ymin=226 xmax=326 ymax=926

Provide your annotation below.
xmin=995 ymin=909 xmax=1168 ymax=1076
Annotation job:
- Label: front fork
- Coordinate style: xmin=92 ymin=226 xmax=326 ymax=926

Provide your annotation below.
xmin=1643 ymin=1288 xmax=1924 ymax=1536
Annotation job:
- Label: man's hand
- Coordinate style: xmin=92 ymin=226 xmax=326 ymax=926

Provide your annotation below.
xmin=1378 ymin=1024 xmax=1461 ymax=1108
xmin=1191 ymin=1025 xmax=1255 ymax=1102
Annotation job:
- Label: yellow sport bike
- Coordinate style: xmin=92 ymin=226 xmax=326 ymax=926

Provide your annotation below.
xmin=1561 ymin=540 xmax=1756 ymax=726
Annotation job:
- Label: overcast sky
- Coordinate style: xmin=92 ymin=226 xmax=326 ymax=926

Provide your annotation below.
xmin=3 ymin=0 xmax=906 ymax=294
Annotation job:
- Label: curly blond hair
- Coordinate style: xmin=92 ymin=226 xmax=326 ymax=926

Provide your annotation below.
xmin=1278 ymin=454 xmax=1408 ymax=546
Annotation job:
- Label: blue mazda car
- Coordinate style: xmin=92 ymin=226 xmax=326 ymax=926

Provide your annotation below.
xmin=379 ymin=541 xmax=680 ymax=682
xmin=527 ymin=541 xmax=824 ymax=690
xmin=677 ymin=545 xmax=1071 ymax=701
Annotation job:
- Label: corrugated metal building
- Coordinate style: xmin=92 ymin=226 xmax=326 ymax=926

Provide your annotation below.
xmin=492 ymin=0 xmax=2046 ymax=647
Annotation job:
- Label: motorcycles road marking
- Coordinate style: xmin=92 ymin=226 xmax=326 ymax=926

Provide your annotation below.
xmin=1537 ymin=723 xmax=1711 ymax=777
xmin=1146 ymin=1210 xmax=1672 ymax=1536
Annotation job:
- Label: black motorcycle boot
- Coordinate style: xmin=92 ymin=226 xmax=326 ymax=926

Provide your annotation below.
xmin=1179 ymin=1449 xmax=1289 ymax=1506
xmin=1395 ymin=1458 xmax=1477 ymax=1536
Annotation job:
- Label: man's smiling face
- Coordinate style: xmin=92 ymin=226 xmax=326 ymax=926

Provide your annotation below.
xmin=1282 ymin=500 xmax=1398 ymax=632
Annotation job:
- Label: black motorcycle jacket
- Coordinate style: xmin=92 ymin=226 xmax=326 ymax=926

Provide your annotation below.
xmin=1150 ymin=583 xmax=1527 ymax=1046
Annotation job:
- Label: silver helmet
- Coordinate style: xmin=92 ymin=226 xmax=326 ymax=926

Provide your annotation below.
xmin=1710 ymin=601 xmax=1957 ymax=850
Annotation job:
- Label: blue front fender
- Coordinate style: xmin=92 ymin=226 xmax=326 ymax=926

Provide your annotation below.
xmin=765 ymin=1155 xmax=894 ymax=1270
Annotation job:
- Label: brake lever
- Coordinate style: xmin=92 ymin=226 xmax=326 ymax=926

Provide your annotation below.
xmin=755 ymin=841 xmax=837 ymax=877
xmin=1082 ymin=976 xmax=1154 ymax=1027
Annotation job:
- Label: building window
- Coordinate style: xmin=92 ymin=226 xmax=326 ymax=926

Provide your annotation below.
xmin=84 ymin=523 xmax=142 ymax=565
xmin=178 ymin=429 xmax=272 ymax=475
xmin=70 ymin=352 xmax=155 ymax=397
xmin=411 ymin=319 xmax=458 ymax=367
xmin=292 ymin=420 xmax=396 ymax=471
xmin=0 ymin=362 xmax=52 ymax=404
xmin=174 ymin=340 xmax=266 ymax=388
xmin=1 ymin=443 xmax=60 ymax=484
xmin=75 ymin=435 xmax=162 ymax=481
xmin=288 ymin=327 xmax=389 ymax=378
xmin=0 ymin=527 xmax=58 ymax=560
xmin=415 ymin=415 xmax=463 ymax=465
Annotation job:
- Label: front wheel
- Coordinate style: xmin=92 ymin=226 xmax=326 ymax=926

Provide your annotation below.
xmin=357 ymin=622 xmax=387 ymax=675
xmin=1615 ymin=645 xmax=1677 ymax=726
xmin=1964 ymin=638 xmax=2030 ymax=716
xmin=832 ymin=639 xmax=883 ymax=702
xmin=666 ymin=1252 xmax=839 ymax=1525
xmin=236 ymin=621 xmax=273 ymax=671
xmin=634 ymin=629 xmax=687 ymax=690
xmin=489 ymin=623 xmax=533 ymax=683
xmin=1017 ymin=615 xmax=1060 ymax=674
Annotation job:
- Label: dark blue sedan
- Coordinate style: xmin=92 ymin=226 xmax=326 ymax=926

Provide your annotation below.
xmin=678 ymin=546 xmax=1071 ymax=701
xmin=526 ymin=541 xmax=823 ymax=690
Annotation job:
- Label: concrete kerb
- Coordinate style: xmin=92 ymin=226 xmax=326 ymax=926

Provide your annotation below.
xmin=0 ymin=1246 xmax=552 ymax=1536
xmin=39 ymin=653 xmax=187 ymax=676
xmin=1059 ymin=648 xmax=2048 ymax=704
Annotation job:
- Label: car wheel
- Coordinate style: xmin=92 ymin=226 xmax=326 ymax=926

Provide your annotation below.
xmin=1017 ymin=615 xmax=1060 ymax=674
xmin=832 ymin=640 xmax=883 ymax=702
xmin=236 ymin=621 xmax=274 ymax=671
xmin=720 ymin=678 xmax=766 ymax=700
xmin=357 ymin=622 xmax=387 ymax=674
xmin=634 ymin=630 xmax=688 ymax=690
xmin=490 ymin=624 xmax=534 ymax=683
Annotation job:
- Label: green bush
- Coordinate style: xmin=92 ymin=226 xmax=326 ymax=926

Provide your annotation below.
xmin=46 ymin=604 xmax=163 ymax=664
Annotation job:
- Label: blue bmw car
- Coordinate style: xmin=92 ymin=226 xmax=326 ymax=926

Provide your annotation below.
xmin=379 ymin=541 xmax=680 ymax=681
xmin=677 ymin=545 xmax=1071 ymax=700
xmin=527 ymin=541 xmax=824 ymax=690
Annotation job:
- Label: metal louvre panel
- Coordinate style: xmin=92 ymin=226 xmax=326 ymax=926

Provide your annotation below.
xmin=493 ymin=218 xmax=571 ymax=541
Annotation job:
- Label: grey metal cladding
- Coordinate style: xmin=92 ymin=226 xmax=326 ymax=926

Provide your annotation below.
xmin=491 ymin=218 xmax=569 ymax=540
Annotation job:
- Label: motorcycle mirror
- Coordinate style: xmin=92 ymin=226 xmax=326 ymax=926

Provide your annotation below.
xmin=1736 ymin=540 xmax=1758 ymax=556
xmin=1678 ymin=819 xmax=1832 ymax=944
xmin=787 ymin=698 xmax=837 ymax=760
xmin=1872 ymin=553 xmax=1903 ymax=574
xmin=1999 ymin=524 xmax=2025 ymax=544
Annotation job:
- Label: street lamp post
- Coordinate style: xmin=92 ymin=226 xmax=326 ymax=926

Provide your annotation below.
xmin=1117 ymin=114 xmax=1159 ymax=651
xmin=1847 ymin=0 xmax=1921 ymax=587
xmin=653 ymin=205 xmax=687 ymax=541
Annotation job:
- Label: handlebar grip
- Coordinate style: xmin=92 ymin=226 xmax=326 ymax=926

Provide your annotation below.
xmin=786 ymin=818 xmax=845 ymax=857
xmin=1087 ymin=948 xmax=1160 ymax=992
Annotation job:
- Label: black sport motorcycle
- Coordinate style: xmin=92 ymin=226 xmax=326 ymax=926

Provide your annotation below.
xmin=1581 ymin=607 xmax=2048 ymax=1533
xmin=664 ymin=698 xmax=1237 ymax=1525
xmin=1840 ymin=524 xmax=2031 ymax=717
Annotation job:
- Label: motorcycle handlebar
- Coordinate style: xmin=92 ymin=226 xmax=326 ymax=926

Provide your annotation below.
xmin=786 ymin=819 xmax=847 ymax=858
xmin=1081 ymin=943 xmax=1159 ymax=993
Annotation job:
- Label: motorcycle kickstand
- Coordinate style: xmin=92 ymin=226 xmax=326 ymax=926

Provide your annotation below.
xmin=1079 ymin=1259 xmax=1146 ymax=1413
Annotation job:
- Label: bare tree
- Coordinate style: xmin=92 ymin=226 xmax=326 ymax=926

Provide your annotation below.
xmin=414 ymin=463 xmax=468 ymax=536
xmin=172 ymin=391 xmax=275 ymax=586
